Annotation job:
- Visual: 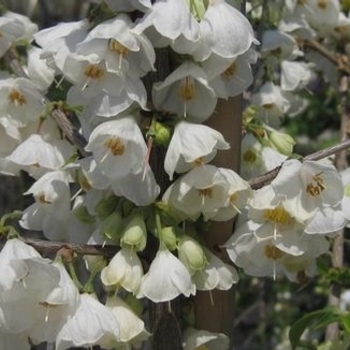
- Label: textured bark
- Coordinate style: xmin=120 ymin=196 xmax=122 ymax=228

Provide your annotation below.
xmin=194 ymin=97 xmax=243 ymax=341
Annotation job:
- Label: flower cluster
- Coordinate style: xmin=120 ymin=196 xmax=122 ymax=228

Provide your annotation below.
xmin=0 ymin=0 xmax=350 ymax=349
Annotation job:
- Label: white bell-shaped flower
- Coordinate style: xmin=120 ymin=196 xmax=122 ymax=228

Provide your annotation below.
xmin=192 ymin=0 xmax=256 ymax=62
xmin=183 ymin=327 xmax=230 ymax=350
xmin=0 ymin=77 xmax=45 ymax=126
xmin=78 ymin=14 xmax=155 ymax=78
xmin=133 ymin=0 xmax=200 ymax=47
xmin=271 ymin=159 xmax=344 ymax=223
xmin=55 ymin=293 xmax=120 ymax=350
xmin=164 ymin=120 xmax=229 ymax=180
xmin=101 ymin=247 xmax=144 ymax=294
xmin=251 ymin=81 xmax=291 ymax=126
xmin=85 ymin=116 xmax=147 ymax=181
xmin=153 ymin=61 xmax=217 ymax=121
xmin=137 ymin=245 xmax=194 ymax=302
xmin=163 ymin=165 xmax=229 ymax=221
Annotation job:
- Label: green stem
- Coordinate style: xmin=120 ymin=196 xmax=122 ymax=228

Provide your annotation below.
xmin=67 ymin=261 xmax=84 ymax=292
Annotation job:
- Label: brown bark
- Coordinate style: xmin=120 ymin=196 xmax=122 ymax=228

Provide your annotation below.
xmin=194 ymin=96 xmax=243 ymax=340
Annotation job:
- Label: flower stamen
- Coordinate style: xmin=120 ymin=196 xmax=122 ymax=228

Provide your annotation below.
xmin=306 ymin=172 xmax=326 ymax=197
xmin=8 ymin=89 xmax=26 ymax=106
xmin=104 ymin=137 xmax=125 ymax=156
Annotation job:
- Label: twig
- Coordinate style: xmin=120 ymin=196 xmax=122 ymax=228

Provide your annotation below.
xmin=305 ymin=38 xmax=350 ymax=75
xmin=0 ymin=235 xmax=119 ymax=257
xmin=249 ymin=138 xmax=350 ymax=189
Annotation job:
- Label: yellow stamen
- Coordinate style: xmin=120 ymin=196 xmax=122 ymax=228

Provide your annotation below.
xmin=317 ymin=0 xmax=328 ymax=9
xmin=180 ymin=77 xmax=195 ymax=101
xmin=104 ymin=137 xmax=125 ymax=156
xmin=264 ymin=244 xmax=284 ymax=260
xmin=109 ymin=39 xmax=130 ymax=57
xmin=198 ymin=187 xmax=214 ymax=198
xmin=264 ymin=206 xmax=291 ymax=225
xmin=191 ymin=157 xmax=204 ymax=167
xmin=222 ymin=62 xmax=237 ymax=79
xmin=37 ymin=193 xmax=51 ymax=204
xmin=305 ymin=172 xmax=326 ymax=197
xmin=8 ymin=89 xmax=26 ymax=106
xmin=84 ymin=64 xmax=105 ymax=80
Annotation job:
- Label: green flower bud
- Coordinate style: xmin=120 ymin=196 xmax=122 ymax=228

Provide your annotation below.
xmin=73 ymin=205 xmax=95 ymax=224
xmin=101 ymin=211 xmax=124 ymax=242
xmin=178 ymin=235 xmax=207 ymax=275
xmin=152 ymin=121 xmax=171 ymax=146
xmin=95 ymin=195 xmax=118 ymax=219
xmin=160 ymin=226 xmax=178 ymax=251
xmin=121 ymin=215 xmax=147 ymax=251
xmin=186 ymin=0 xmax=209 ymax=20
xmin=268 ymin=129 xmax=295 ymax=156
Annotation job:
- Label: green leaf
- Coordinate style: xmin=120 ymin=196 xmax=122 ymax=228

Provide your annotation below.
xmin=289 ymin=308 xmax=340 ymax=349
xmin=340 ymin=313 xmax=350 ymax=334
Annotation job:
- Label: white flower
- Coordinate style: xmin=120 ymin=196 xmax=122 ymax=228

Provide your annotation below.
xmin=137 ymin=246 xmax=194 ymax=302
xmin=79 ymin=14 xmax=155 ymax=78
xmin=192 ymin=247 xmax=238 ymax=291
xmin=152 ymin=61 xmax=217 ymax=121
xmin=85 ymin=116 xmax=147 ymax=181
xmin=192 ymin=0 xmax=256 ymax=62
xmin=206 ymin=167 xmax=252 ymax=221
xmin=271 ymin=159 xmax=344 ymax=222
xmin=240 ymin=133 xmax=288 ymax=180
xmin=183 ymin=327 xmax=230 ymax=350
xmin=111 ymin=164 xmax=160 ymax=206
xmin=281 ymin=61 xmax=312 ymax=91
xmin=164 ymin=120 xmax=230 ymax=180
xmin=20 ymin=170 xmax=72 ymax=241
xmin=0 ymin=11 xmax=37 ymax=57
xmin=104 ymin=296 xmax=150 ymax=343
xmin=55 ymin=293 xmax=120 ymax=350
xmin=34 ymin=19 xmax=89 ymax=73
xmin=0 ymin=238 xmax=44 ymax=292
xmin=209 ymin=50 xmax=256 ymax=98
xmin=5 ymin=134 xmax=73 ymax=178
xmin=251 ymin=82 xmax=291 ymax=126
xmin=163 ymin=165 xmax=229 ymax=221
xmin=27 ymin=47 xmax=56 ymax=90
xmin=101 ymin=247 xmax=144 ymax=294
xmin=133 ymin=0 xmax=200 ymax=46
xmin=0 ymin=77 xmax=45 ymax=126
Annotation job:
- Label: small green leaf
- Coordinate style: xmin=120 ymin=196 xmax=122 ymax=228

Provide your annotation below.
xmin=340 ymin=313 xmax=350 ymax=334
xmin=289 ymin=308 xmax=340 ymax=349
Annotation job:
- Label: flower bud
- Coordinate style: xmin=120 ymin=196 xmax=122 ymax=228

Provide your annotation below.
xmin=120 ymin=215 xmax=147 ymax=251
xmin=95 ymin=195 xmax=118 ymax=219
xmin=101 ymin=211 xmax=124 ymax=242
xmin=268 ymin=129 xmax=295 ymax=155
xmin=178 ymin=235 xmax=207 ymax=275
xmin=160 ymin=226 xmax=178 ymax=251
xmin=73 ymin=205 xmax=95 ymax=224
xmin=186 ymin=0 xmax=209 ymax=20
xmin=152 ymin=120 xmax=171 ymax=146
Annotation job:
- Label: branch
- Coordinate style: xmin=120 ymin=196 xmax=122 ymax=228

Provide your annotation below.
xmin=0 ymin=235 xmax=119 ymax=257
xmin=304 ymin=38 xmax=350 ymax=75
xmin=3 ymin=49 xmax=90 ymax=157
xmin=249 ymin=138 xmax=350 ymax=189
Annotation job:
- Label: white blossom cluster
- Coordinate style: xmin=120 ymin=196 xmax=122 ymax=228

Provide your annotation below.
xmin=0 ymin=0 xmax=349 ymax=349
